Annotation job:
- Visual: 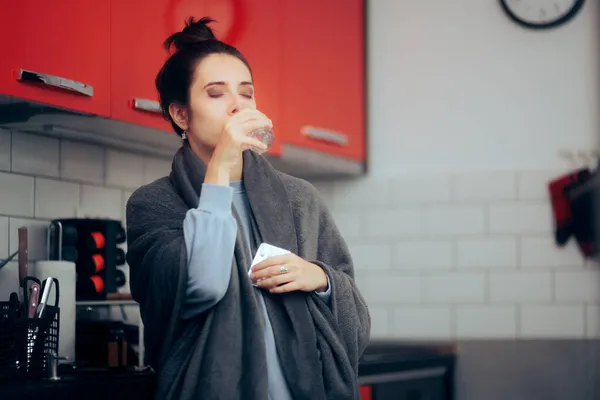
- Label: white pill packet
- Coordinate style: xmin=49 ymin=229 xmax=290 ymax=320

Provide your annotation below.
xmin=248 ymin=242 xmax=291 ymax=279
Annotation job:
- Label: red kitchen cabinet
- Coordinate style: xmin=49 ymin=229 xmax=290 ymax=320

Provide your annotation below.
xmin=111 ymin=0 xmax=283 ymax=156
xmin=232 ymin=0 xmax=283 ymax=156
xmin=359 ymin=384 xmax=372 ymax=400
xmin=280 ymin=0 xmax=366 ymax=162
xmin=110 ymin=0 xmax=190 ymax=132
xmin=0 ymin=0 xmax=111 ymax=116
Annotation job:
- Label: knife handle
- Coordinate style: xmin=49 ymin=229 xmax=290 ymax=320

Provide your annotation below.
xmin=28 ymin=284 xmax=40 ymax=318
xmin=18 ymin=227 xmax=28 ymax=285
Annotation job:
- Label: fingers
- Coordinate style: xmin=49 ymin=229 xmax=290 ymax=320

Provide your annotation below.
xmin=235 ymin=110 xmax=273 ymax=137
xmin=242 ymin=117 xmax=273 ymax=133
xmin=250 ymin=263 xmax=294 ymax=281
xmin=230 ymin=109 xmax=272 ymax=128
xmin=218 ymin=109 xmax=273 ymax=156
xmin=241 ymin=137 xmax=268 ymax=152
xmin=224 ymin=112 xmax=272 ymax=151
xmin=239 ymin=119 xmax=272 ymax=151
xmin=269 ymin=281 xmax=301 ymax=294
xmin=251 ymin=255 xmax=291 ymax=272
xmin=248 ymin=254 xmax=311 ymax=293
xmin=254 ymin=270 xmax=297 ymax=290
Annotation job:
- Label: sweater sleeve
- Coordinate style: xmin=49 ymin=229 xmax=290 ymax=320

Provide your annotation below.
xmin=181 ymin=183 xmax=238 ymax=319
xmin=315 ymin=276 xmax=331 ymax=304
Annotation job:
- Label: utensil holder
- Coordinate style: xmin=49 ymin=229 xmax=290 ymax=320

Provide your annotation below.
xmin=0 ymin=302 xmax=60 ymax=380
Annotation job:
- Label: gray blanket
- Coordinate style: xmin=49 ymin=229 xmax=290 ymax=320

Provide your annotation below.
xmin=125 ymin=143 xmax=371 ymax=399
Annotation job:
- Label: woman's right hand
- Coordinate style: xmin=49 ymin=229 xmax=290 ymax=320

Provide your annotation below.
xmin=211 ymin=109 xmax=272 ymax=168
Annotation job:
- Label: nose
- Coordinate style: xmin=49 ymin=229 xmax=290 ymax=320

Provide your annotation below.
xmin=228 ymin=96 xmax=245 ymax=116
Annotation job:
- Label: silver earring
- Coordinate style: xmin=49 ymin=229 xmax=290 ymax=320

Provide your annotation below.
xmin=181 ymin=131 xmax=187 ymax=140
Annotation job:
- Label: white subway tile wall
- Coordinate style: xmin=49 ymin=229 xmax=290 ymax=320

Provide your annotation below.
xmin=0 ymin=130 xmax=598 ymax=340
xmin=0 ymin=131 xmax=171 ymax=324
xmin=0 ymin=129 xmax=11 ymax=171
xmin=60 ymin=140 xmax=105 ymax=184
xmin=11 ymin=132 xmax=60 ymax=178
xmin=323 ymin=172 xmax=599 ymax=340
xmin=0 ymin=216 xmax=8 ymax=259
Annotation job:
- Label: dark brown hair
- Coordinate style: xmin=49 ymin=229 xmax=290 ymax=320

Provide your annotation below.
xmin=155 ymin=17 xmax=252 ymax=136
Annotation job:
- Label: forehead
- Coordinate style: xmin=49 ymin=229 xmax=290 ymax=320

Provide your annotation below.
xmin=194 ymin=53 xmax=252 ymax=86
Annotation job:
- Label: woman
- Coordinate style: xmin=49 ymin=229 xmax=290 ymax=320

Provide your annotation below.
xmin=125 ymin=17 xmax=371 ymax=400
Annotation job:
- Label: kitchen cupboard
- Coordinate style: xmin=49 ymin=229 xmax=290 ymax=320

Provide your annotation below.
xmin=231 ymin=0 xmax=284 ymax=156
xmin=0 ymin=0 xmax=111 ymax=116
xmin=371 ymin=375 xmax=448 ymax=399
xmin=110 ymin=0 xmax=180 ymax=132
xmin=359 ymin=341 xmax=456 ymax=400
xmin=111 ymin=0 xmax=284 ymax=155
xmin=0 ymin=0 xmax=367 ymax=174
xmin=280 ymin=0 xmax=366 ymax=162
xmin=110 ymin=0 xmax=241 ymax=132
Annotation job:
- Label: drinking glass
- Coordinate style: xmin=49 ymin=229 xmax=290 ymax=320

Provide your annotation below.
xmin=248 ymin=127 xmax=274 ymax=154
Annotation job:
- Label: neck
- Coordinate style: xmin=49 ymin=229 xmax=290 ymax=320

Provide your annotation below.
xmin=188 ymin=139 xmax=243 ymax=182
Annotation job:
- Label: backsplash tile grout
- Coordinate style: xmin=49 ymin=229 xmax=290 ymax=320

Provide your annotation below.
xmin=0 ymin=131 xmax=598 ymax=340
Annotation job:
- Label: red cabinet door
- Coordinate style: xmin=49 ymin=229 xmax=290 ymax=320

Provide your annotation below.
xmin=231 ymin=0 xmax=283 ymax=156
xmin=111 ymin=0 xmax=282 ymax=154
xmin=280 ymin=0 xmax=366 ymax=162
xmin=0 ymin=0 xmax=111 ymax=117
xmin=111 ymin=0 xmax=189 ymax=133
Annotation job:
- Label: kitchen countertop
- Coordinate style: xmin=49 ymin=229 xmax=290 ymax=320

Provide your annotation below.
xmin=361 ymin=339 xmax=456 ymax=361
xmin=0 ymin=367 xmax=157 ymax=400
xmin=359 ymin=340 xmax=457 ymax=383
xmin=1 ymin=341 xmax=457 ymax=399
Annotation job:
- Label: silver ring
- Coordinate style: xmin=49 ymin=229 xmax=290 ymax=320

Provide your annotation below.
xmin=279 ymin=266 xmax=289 ymax=274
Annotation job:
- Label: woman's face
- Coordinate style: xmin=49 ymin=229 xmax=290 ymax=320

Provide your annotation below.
xmin=170 ymin=53 xmax=255 ymax=158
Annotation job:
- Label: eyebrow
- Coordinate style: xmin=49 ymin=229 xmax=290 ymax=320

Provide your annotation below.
xmin=203 ymin=81 xmax=254 ymax=89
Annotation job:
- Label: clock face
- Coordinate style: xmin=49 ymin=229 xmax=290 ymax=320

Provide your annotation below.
xmin=500 ymin=0 xmax=585 ymax=29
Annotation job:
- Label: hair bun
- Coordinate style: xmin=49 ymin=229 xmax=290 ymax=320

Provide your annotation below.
xmin=164 ymin=16 xmax=218 ymax=53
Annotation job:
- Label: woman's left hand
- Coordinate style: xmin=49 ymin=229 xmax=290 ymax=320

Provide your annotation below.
xmin=250 ymin=254 xmax=328 ymax=294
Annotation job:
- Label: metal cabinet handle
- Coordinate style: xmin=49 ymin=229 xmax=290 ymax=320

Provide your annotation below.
xmin=358 ymin=367 xmax=447 ymax=385
xmin=132 ymin=98 xmax=162 ymax=114
xmin=301 ymin=125 xmax=348 ymax=147
xmin=17 ymin=69 xmax=93 ymax=97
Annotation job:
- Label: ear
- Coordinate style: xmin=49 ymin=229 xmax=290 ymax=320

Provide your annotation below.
xmin=168 ymin=103 xmax=189 ymax=132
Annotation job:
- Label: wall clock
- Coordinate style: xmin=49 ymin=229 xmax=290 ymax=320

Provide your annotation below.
xmin=499 ymin=0 xmax=586 ymax=29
